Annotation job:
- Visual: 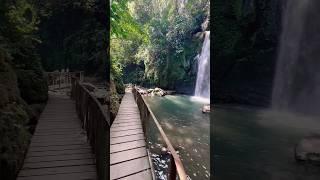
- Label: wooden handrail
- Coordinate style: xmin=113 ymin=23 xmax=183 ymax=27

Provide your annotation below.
xmin=132 ymin=87 xmax=188 ymax=180
xmin=71 ymin=77 xmax=110 ymax=180
xmin=46 ymin=71 xmax=84 ymax=90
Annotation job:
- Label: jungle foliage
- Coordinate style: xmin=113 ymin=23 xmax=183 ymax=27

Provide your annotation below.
xmin=37 ymin=0 xmax=108 ymax=78
xmin=111 ymin=0 xmax=210 ymax=92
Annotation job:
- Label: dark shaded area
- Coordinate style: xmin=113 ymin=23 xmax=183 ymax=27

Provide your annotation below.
xmin=0 ymin=0 xmax=108 ymax=179
xmin=213 ymin=0 xmax=282 ymax=106
xmin=37 ymin=0 xmax=107 ymax=78
xmin=0 ymin=0 xmax=47 ymax=179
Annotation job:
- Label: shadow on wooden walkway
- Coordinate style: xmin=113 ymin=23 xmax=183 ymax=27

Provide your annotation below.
xmin=18 ymin=93 xmax=97 ymax=180
xmin=110 ymin=89 xmax=152 ymax=180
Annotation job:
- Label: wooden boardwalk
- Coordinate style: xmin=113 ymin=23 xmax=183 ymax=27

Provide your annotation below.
xmin=110 ymin=89 xmax=152 ymax=180
xmin=18 ymin=93 xmax=97 ymax=180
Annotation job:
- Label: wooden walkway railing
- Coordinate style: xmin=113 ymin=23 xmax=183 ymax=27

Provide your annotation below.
xmin=71 ymin=77 xmax=110 ymax=180
xmin=46 ymin=71 xmax=84 ymax=90
xmin=133 ymin=87 xmax=188 ymax=180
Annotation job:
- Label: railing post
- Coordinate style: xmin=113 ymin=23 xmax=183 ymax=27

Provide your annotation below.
xmin=53 ymin=75 xmax=55 ymax=90
xmin=72 ymin=77 xmax=109 ymax=180
xmin=59 ymin=72 xmax=61 ymax=89
xmin=169 ymin=154 xmax=177 ymax=180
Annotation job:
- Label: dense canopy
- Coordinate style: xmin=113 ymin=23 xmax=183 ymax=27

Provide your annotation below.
xmin=111 ymin=0 xmax=210 ymax=93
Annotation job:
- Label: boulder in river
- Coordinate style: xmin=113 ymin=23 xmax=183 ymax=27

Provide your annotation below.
xmin=153 ymin=87 xmax=166 ymax=96
xmin=145 ymin=87 xmax=166 ymax=97
xmin=295 ymin=134 xmax=320 ymax=165
xmin=202 ymin=104 xmax=210 ymax=113
xmin=138 ymin=88 xmax=147 ymax=95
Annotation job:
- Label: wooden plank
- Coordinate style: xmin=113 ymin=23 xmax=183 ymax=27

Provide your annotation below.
xmin=34 ymin=130 xmax=83 ymax=135
xmin=118 ymin=108 xmax=138 ymax=110
xmin=116 ymin=116 xmax=141 ymax=120
xmin=114 ymin=119 xmax=141 ymax=123
xmin=23 ymin=158 xmax=94 ymax=169
xmin=111 ymin=133 xmax=145 ymax=145
xmin=27 ymin=147 xmax=92 ymax=157
xmin=19 ymin=164 xmax=96 ymax=177
xmin=110 ymin=140 xmax=146 ymax=153
xmin=112 ymin=122 xmax=142 ymax=128
xmin=36 ymin=124 xmax=80 ymax=128
xmin=31 ymin=136 xmax=87 ymax=143
xmin=118 ymin=169 xmax=152 ymax=180
xmin=110 ymin=157 xmax=150 ymax=180
xmin=111 ymin=122 xmax=142 ymax=128
xmin=38 ymin=120 xmax=78 ymax=123
xmin=111 ymin=129 xmax=144 ymax=138
xmin=30 ymin=141 xmax=88 ymax=148
xmin=28 ymin=143 xmax=89 ymax=152
xmin=114 ymin=118 xmax=141 ymax=121
xmin=17 ymin=171 xmax=97 ymax=180
xmin=117 ymin=109 xmax=139 ymax=111
xmin=27 ymin=146 xmax=90 ymax=154
xmin=39 ymin=115 xmax=78 ymax=119
xmin=33 ymin=130 xmax=84 ymax=136
xmin=110 ymin=147 xmax=147 ymax=165
xmin=111 ymin=125 xmax=142 ymax=132
xmin=117 ymin=112 xmax=139 ymax=114
xmin=30 ymin=140 xmax=88 ymax=147
xmin=36 ymin=127 xmax=81 ymax=131
xmin=32 ymin=133 xmax=85 ymax=141
xmin=113 ymin=120 xmax=141 ymax=124
xmin=116 ymin=115 xmax=140 ymax=118
xmin=25 ymin=153 xmax=94 ymax=163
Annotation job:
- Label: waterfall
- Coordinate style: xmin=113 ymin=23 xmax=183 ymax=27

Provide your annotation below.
xmin=272 ymin=0 xmax=320 ymax=115
xmin=194 ymin=31 xmax=210 ymax=101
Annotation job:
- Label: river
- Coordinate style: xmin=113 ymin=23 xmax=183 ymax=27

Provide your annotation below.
xmin=213 ymin=105 xmax=320 ymax=180
xmin=144 ymin=95 xmax=210 ymax=180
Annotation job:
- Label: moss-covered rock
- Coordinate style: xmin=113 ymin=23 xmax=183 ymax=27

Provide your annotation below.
xmin=0 ymin=103 xmax=31 ymax=180
xmin=0 ymin=53 xmax=33 ymax=180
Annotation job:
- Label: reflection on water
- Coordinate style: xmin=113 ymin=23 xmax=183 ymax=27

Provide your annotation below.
xmin=213 ymin=105 xmax=320 ymax=180
xmin=144 ymin=95 xmax=210 ymax=180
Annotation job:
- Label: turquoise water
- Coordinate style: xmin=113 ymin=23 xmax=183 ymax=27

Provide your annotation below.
xmin=213 ymin=105 xmax=320 ymax=180
xmin=144 ymin=95 xmax=210 ymax=180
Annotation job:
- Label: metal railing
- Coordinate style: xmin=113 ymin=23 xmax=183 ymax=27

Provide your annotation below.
xmin=46 ymin=71 xmax=84 ymax=90
xmin=71 ymin=77 xmax=110 ymax=180
xmin=132 ymin=87 xmax=188 ymax=180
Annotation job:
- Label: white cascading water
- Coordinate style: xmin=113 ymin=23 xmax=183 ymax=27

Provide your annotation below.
xmin=272 ymin=0 xmax=320 ymax=115
xmin=194 ymin=31 xmax=210 ymax=102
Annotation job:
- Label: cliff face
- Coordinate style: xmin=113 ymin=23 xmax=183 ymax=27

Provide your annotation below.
xmin=213 ymin=0 xmax=282 ymax=106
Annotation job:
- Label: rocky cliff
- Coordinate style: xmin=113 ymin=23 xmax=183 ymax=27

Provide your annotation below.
xmin=213 ymin=0 xmax=282 ymax=106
